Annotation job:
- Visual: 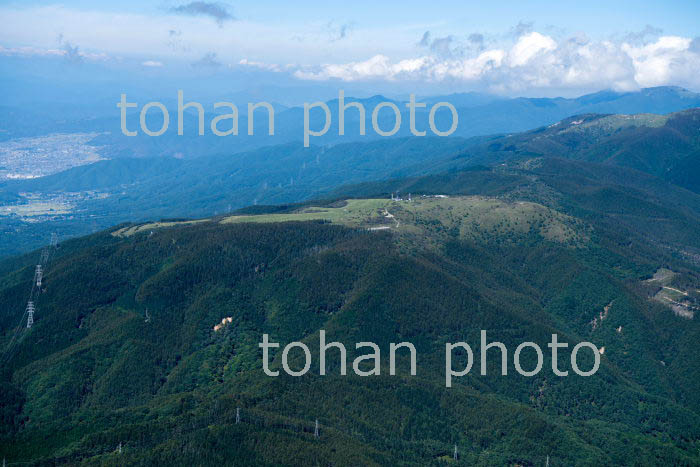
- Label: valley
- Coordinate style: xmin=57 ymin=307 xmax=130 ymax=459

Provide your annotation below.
xmin=0 ymin=133 xmax=105 ymax=181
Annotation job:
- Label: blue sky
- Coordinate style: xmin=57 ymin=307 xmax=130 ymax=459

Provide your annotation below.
xmin=0 ymin=1 xmax=698 ymax=96
xmin=3 ymin=0 xmax=698 ymax=37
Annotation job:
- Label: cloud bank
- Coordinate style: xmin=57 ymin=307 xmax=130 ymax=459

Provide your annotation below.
xmin=1 ymin=3 xmax=697 ymax=95
xmin=290 ymin=30 xmax=700 ymax=93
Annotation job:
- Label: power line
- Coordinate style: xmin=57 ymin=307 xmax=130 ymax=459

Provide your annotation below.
xmin=1 ymin=233 xmax=59 ymax=366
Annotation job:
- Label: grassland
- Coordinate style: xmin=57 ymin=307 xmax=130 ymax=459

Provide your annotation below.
xmin=222 ymin=199 xmax=393 ymax=227
xmin=113 ymin=219 xmax=209 ymax=237
xmin=389 ymin=196 xmax=585 ymax=246
xmin=117 ymin=196 xmax=586 ymax=248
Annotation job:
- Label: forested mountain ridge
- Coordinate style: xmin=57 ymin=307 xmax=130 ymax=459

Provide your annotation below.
xmin=0 ymin=136 xmax=475 ymax=258
xmin=420 ymin=108 xmax=700 ymax=193
xmin=3 ymin=106 xmax=700 ymax=259
xmin=1 ymin=154 xmax=700 ymax=465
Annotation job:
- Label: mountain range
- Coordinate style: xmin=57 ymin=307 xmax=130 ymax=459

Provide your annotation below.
xmin=2 ymin=99 xmax=700 ymax=258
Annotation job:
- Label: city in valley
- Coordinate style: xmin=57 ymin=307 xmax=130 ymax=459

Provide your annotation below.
xmin=0 ymin=132 xmax=104 ymax=181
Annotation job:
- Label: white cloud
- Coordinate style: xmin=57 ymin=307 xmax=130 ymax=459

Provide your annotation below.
xmin=0 ymin=3 xmax=698 ymax=94
xmin=508 ymin=32 xmax=557 ymax=67
xmin=0 ymin=43 xmax=107 ymax=61
xmin=141 ymin=60 xmax=164 ymax=67
xmin=290 ymin=33 xmax=700 ymax=93
xmin=0 ymin=44 xmax=64 ymax=57
xmin=238 ymin=58 xmax=282 ymax=72
xmin=293 ymin=51 xmax=507 ymax=82
xmin=294 ymin=55 xmax=429 ymax=81
xmin=622 ymin=36 xmax=694 ymax=87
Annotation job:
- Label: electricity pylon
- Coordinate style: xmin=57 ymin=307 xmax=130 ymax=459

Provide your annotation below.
xmin=35 ymin=265 xmax=43 ymax=288
xmin=26 ymin=301 xmax=35 ymax=328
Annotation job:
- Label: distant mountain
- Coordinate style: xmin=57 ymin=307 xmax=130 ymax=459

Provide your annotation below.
xmin=421 ymin=91 xmax=504 ymax=109
xmin=437 ymin=86 xmax=700 ymax=140
xmin=421 ymin=108 xmax=700 ymax=193
xmin=2 ymin=86 xmax=699 ymax=159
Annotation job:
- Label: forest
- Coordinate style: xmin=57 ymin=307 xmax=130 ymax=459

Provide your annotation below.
xmin=1 ymin=154 xmax=699 ymax=465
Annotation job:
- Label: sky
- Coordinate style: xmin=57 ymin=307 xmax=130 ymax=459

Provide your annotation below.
xmin=0 ymin=0 xmax=699 ymax=97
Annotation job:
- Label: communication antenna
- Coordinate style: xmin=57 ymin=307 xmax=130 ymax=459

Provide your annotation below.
xmin=314 ymin=419 xmax=319 ymax=439
xmin=26 ymin=301 xmax=35 ymax=328
xmin=236 ymin=407 xmax=241 ymax=424
xmin=546 ymin=455 xmax=549 ymax=467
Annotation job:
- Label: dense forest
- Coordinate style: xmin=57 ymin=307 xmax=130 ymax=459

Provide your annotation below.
xmin=1 ymin=154 xmax=699 ymax=465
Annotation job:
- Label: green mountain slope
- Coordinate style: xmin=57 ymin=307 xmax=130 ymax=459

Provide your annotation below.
xmin=1 ymin=159 xmax=699 ymax=465
xmin=426 ymin=109 xmax=700 ymax=193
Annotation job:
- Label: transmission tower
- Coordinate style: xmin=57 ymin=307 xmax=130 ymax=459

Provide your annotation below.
xmin=34 ymin=265 xmax=43 ymax=288
xmin=454 ymin=444 xmax=458 ymax=461
xmin=314 ymin=419 xmax=319 ymax=439
xmin=236 ymin=407 xmax=240 ymax=424
xmin=50 ymin=233 xmax=58 ymax=248
xmin=26 ymin=301 xmax=35 ymax=328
